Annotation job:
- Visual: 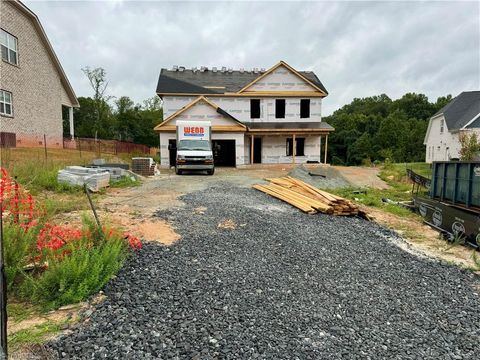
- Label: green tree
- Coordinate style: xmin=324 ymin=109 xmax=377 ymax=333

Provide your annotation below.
xmin=81 ymin=66 xmax=114 ymax=139
xmin=459 ymin=132 xmax=480 ymax=160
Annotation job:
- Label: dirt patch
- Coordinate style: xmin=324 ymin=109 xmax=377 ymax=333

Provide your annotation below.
xmin=8 ymin=302 xmax=84 ymax=335
xmin=334 ymin=166 xmax=389 ymax=189
xmin=366 ymin=206 xmax=478 ymax=270
xmin=218 ymin=219 xmax=238 ymax=230
xmin=134 ymin=220 xmax=180 ymax=245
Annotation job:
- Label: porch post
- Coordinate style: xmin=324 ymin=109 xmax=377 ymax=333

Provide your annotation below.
xmin=250 ymin=134 xmax=254 ymax=164
xmin=324 ymin=134 xmax=328 ymax=164
xmin=292 ymin=133 xmax=296 ymax=164
xmin=69 ymin=107 xmax=74 ymax=139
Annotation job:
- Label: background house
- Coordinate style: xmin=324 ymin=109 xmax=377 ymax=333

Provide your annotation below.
xmin=0 ymin=0 xmax=78 ymax=148
xmin=155 ymin=61 xmax=333 ymax=167
xmin=424 ymin=91 xmax=480 ymax=163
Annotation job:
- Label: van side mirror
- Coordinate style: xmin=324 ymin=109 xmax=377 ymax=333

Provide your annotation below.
xmin=168 ymin=144 xmax=176 ymax=150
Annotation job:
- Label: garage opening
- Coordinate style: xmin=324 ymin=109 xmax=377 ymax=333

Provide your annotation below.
xmin=168 ymin=139 xmax=176 ymax=167
xmin=212 ymin=140 xmax=236 ymax=167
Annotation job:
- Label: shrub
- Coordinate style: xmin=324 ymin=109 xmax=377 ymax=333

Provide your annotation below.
xmin=23 ymin=235 xmax=128 ymax=309
xmin=3 ymin=223 xmax=38 ymax=290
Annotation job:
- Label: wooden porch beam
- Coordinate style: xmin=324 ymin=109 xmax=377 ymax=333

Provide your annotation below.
xmin=324 ymin=134 xmax=328 ymax=164
xmin=250 ymin=134 xmax=254 ymax=164
xmin=292 ymin=134 xmax=296 ymax=164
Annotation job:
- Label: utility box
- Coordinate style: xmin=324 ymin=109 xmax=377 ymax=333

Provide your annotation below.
xmin=430 ymin=161 xmax=480 ymax=209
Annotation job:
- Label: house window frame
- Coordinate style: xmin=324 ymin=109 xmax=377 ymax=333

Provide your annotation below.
xmin=275 ymin=99 xmax=286 ymax=119
xmin=1 ymin=28 xmax=18 ymax=65
xmin=440 ymin=119 xmax=444 ymax=134
xmin=250 ymin=99 xmax=261 ymax=119
xmin=286 ymin=137 xmax=305 ymax=156
xmin=300 ymin=99 xmax=310 ymax=118
xmin=0 ymin=89 xmax=13 ymax=117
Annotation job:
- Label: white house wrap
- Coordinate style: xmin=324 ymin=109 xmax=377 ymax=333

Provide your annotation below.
xmin=155 ymin=61 xmax=334 ymax=167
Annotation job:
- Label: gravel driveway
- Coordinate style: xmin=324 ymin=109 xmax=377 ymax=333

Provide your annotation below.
xmin=50 ymin=183 xmax=480 ymax=359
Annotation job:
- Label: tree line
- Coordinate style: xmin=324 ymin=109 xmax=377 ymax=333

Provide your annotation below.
xmin=66 ymin=67 xmax=452 ymax=160
xmin=324 ymin=93 xmax=452 ymax=165
xmin=63 ymin=67 xmax=162 ymax=147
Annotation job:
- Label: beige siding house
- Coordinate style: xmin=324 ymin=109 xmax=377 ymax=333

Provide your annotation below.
xmin=0 ymin=0 xmax=78 ymax=148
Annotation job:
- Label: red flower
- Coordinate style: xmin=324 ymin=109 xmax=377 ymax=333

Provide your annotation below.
xmin=36 ymin=223 xmax=83 ymax=251
xmin=124 ymin=232 xmax=142 ymax=250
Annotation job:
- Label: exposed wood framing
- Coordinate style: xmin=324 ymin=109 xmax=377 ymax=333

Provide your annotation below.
xmin=324 ymin=134 xmax=328 ymax=164
xmin=250 ymin=134 xmax=254 ymax=165
xmin=156 ymin=125 xmax=246 ymax=132
xmin=292 ymin=133 xmax=296 ymax=164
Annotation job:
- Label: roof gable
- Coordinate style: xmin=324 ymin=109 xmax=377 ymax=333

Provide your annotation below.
xmin=238 ymin=61 xmax=327 ymax=95
xmin=154 ymin=96 xmax=246 ymax=131
xmin=433 ymin=91 xmax=480 ymax=131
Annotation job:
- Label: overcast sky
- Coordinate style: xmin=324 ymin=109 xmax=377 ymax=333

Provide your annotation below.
xmin=26 ymin=0 xmax=480 ymax=115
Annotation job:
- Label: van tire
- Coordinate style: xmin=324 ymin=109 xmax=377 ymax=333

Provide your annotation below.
xmin=175 ymin=167 xmax=182 ymax=175
xmin=207 ymin=168 xmax=214 ymax=175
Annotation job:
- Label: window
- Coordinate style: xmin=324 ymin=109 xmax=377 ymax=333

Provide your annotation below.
xmin=0 ymin=90 xmax=13 ymax=116
xmin=440 ymin=119 xmax=444 ymax=134
xmin=275 ymin=99 xmax=285 ymax=118
xmin=300 ymin=99 xmax=310 ymax=118
xmin=250 ymin=99 xmax=260 ymax=119
xmin=286 ymin=137 xmax=305 ymax=156
xmin=1 ymin=29 xmax=18 ymax=65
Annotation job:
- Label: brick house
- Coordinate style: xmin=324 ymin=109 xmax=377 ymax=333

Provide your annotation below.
xmin=155 ymin=61 xmax=333 ymax=167
xmin=0 ymin=0 xmax=78 ymax=148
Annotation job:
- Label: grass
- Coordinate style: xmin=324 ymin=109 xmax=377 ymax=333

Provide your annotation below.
xmin=110 ymin=176 xmax=140 ymax=188
xmin=331 ymin=162 xmax=432 ymax=218
xmin=7 ymin=302 xmax=42 ymax=323
xmin=0 ymin=147 xmax=132 ymax=194
xmin=8 ymin=318 xmax=73 ymax=353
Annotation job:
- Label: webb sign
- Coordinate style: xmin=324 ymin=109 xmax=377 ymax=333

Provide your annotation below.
xmin=183 ymin=126 xmax=205 ymax=137
xmin=177 ymin=121 xmax=211 ymax=141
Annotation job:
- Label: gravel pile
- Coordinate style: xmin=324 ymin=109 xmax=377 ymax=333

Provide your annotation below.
xmin=288 ymin=165 xmax=351 ymax=189
xmin=49 ymin=184 xmax=480 ymax=359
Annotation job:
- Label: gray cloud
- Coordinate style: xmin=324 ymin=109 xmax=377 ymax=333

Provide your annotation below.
xmin=26 ymin=0 xmax=479 ymax=114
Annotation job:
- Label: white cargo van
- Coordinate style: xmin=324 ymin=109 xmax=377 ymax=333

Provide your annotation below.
xmin=174 ymin=121 xmax=214 ymax=175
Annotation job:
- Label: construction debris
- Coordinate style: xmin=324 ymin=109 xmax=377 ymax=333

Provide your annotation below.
xmin=58 ymin=163 xmax=139 ymax=192
xmin=58 ymin=166 xmax=110 ymax=192
xmin=253 ymin=176 xmax=360 ymax=216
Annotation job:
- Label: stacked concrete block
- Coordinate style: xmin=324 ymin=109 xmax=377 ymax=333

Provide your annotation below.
xmin=57 ymin=166 xmax=110 ymax=192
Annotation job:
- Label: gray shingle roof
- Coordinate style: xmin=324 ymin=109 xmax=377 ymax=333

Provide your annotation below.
xmin=433 ymin=91 xmax=480 ymax=130
xmin=156 ymin=68 xmax=328 ymax=95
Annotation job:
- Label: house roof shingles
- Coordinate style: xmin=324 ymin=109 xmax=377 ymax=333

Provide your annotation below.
xmin=434 ymin=91 xmax=480 ymax=130
xmin=156 ymin=68 xmax=328 ymax=95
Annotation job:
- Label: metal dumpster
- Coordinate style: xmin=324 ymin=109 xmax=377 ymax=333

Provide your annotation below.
xmin=430 ymin=161 xmax=480 ymax=209
xmin=414 ymin=161 xmax=480 ymax=248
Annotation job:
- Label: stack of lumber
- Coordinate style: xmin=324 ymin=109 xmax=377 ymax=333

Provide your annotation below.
xmin=253 ymin=176 xmax=359 ymax=216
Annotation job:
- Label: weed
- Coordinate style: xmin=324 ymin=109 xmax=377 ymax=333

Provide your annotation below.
xmin=8 ymin=319 xmax=70 ymax=352
xmin=7 ymin=302 xmax=41 ymax=323
xmin=110 ymin=176 xmax=140 ymax=188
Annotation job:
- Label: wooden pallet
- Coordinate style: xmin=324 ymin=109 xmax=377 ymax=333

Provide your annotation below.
xmin=254 ymin=176 xmax=359 ymax=216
